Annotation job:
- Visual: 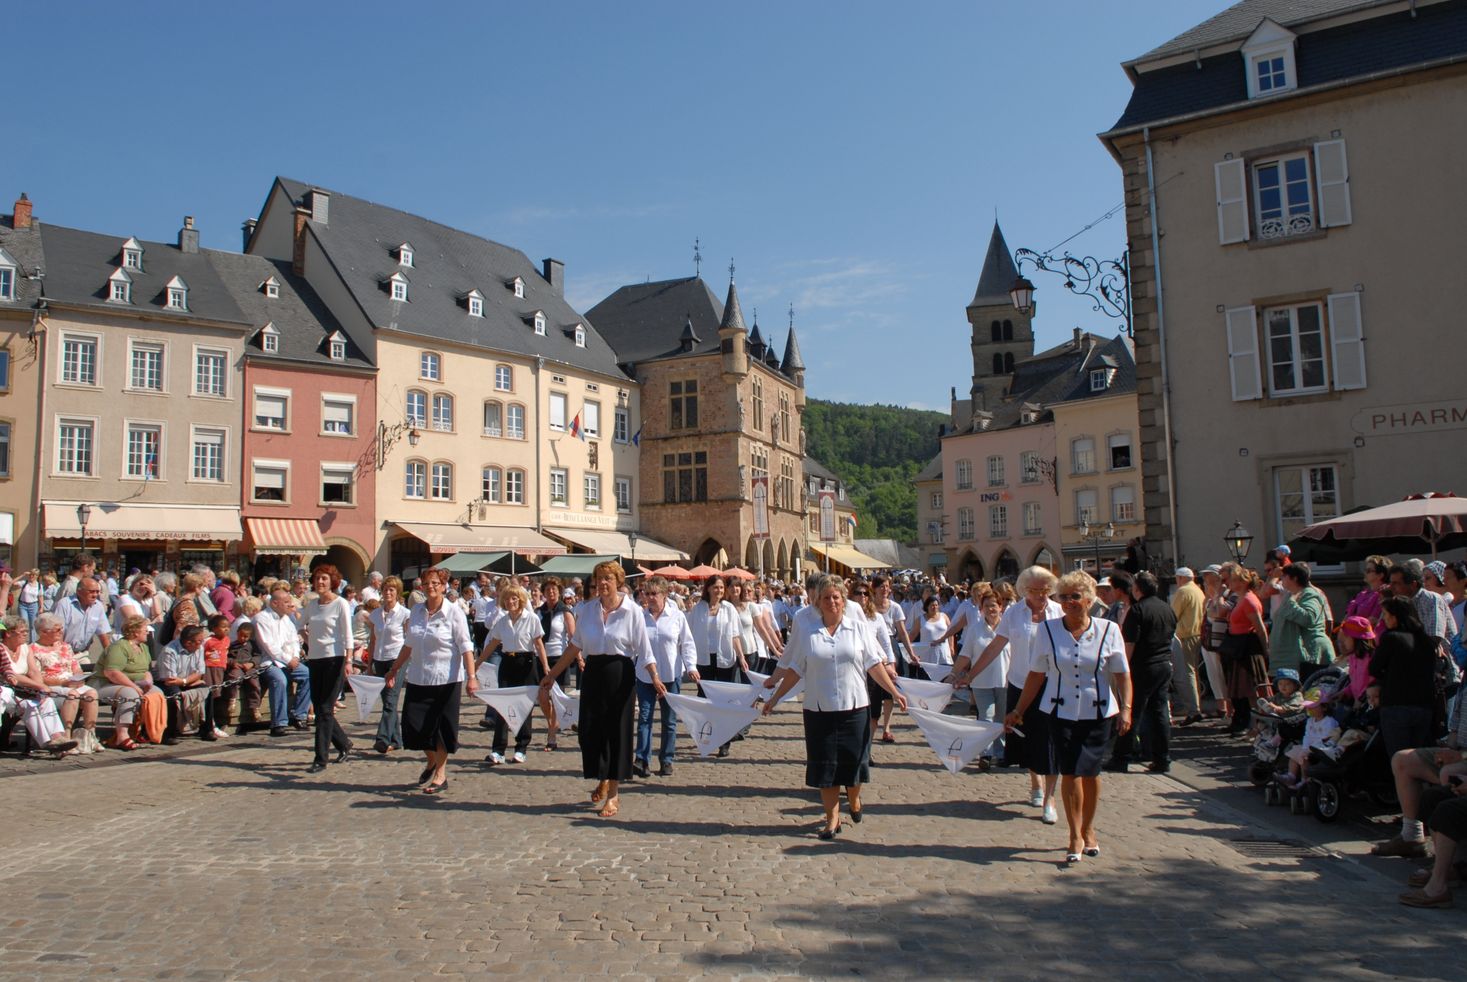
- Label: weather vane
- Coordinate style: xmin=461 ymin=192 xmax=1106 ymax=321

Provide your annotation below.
xmin=693 ymin=237 xmax=702 ymax=277
xmin=729 ymin=258 xmax=735 ymax=282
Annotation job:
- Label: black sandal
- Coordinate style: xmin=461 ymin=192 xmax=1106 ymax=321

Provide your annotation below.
xmin=423 ymin=780 xmax=449 ymax=795
xmin=417 ymin=764 xmax=433 ymax=785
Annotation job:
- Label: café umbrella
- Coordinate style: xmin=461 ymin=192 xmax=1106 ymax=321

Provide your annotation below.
xmin=1292 ymin=492 xmax=1467 ymax=561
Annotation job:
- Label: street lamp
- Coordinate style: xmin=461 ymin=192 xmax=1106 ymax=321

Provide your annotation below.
xmin=629 ymin=531 xmax=639 ymax=570
xmin=1224 ymin=521 xmax=1254 ymax=563
xmin=76 ymin=502 xmax=92 ymax=557
xmin=376 ymin=419 xmax=421 ymax=471
xmin=1079 ymin=519 xmax=1116 ymax=573
xmin=1010 ymin=248 xmax=1133 ymax=337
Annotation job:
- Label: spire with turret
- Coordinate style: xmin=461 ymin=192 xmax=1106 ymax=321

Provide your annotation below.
xmin=966 ymin=220 xmax=1035 ymax=413
xmin=781 ymin=306 xmax=806 ymax=402
xmin=718 ymin=261 xmax=749 ymax=377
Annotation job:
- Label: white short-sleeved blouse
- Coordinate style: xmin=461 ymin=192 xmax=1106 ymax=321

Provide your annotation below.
xmin=784 ymin=611 xmax=882 ymax=712
xmin=1029 ymin=615 xmax=1129 ymax=721
xmin=403 ymin=601 xmax=474 ymax=686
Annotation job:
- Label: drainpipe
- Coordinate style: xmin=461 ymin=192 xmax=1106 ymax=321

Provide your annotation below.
xmin=1144 ymin=126 xmax=1181 ymax=567
xmin=534 ymin=357 xmax=544 ymax=536
xmin=31 ymin=306 xmax=49 ymax=567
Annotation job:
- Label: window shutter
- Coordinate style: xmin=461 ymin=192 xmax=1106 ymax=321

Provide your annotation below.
xmin=1215 ymin=159 xmax=1249 ymax=245
xmin=1314 ymin=140 xmax=1352 ymax=228
xmin=1327 ymin=292 xmax=1366 ymax=391
xmin=1225 ymin=306 xmax=1262 ymax=401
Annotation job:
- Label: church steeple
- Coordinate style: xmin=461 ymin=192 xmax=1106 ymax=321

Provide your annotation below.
xmin=965 ymin=220 xmax=1035 ymax=414
xmin=719 ymin=262 xmax=749 ymax=377
xmin=781 ymin=305 xmax=806 ymax=403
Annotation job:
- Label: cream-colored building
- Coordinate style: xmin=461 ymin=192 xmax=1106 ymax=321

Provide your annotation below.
xmin=1103 ymin=0 xmax=1467 ymax=573
xmin=0 ymin=196 xmax=44 ymax=568
xmin=913 ymin=453 xmax=947 ymax=576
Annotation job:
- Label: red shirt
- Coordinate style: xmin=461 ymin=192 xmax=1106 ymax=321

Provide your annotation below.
xmin=202 ymin=636 xmax=230 ymax=669
xmin=1228 ymin=591 xmax=1263 ymax=635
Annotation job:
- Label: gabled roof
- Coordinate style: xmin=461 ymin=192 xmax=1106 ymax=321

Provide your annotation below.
xmin=585 ymin=276 xmax=726 ymax=363
xmin=1134 ymin=0 xmax=1383 ymax=62
xmin=969 ymin=221 xmax=1020 ymax=308
xmin=0 ymin=211 xmax=44 ymax=309
xmin=914 ymin=453 xmax=944 ymax=482
xmin=950 ymin=333 xmax=1136 ymax=434
xmin=272 ymin=177 xmax=628 ymax=380
xmin=38 ymin=223 xmax=249 ymax=325
xmin=209 ymin=250 xmax=372 ymax=369
xmin=1108 ymin=0 xmax=1467 ymax=134
xmin=803 ymin=458 xmax=841 ymax=483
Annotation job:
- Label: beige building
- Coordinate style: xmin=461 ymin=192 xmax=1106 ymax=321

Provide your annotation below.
xmin=33 ymin=218 xmax=247 ymax=571
xmin=914 ymin=453 xmax=946 ymax=575
xmin=0 ymin=196 xmax=44 ymax=568
xmin=1102 ymin=0 xmax=1467 ymax=573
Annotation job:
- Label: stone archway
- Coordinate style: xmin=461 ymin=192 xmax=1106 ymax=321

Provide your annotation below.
xmin=1030 ymin=544 xmax=1057 ymax=572
xmin=776 ymin=540 xmax=788 ymax=580
xmin=993 ymin=548 xmax=1020 ymax=581
xmin=959 ymin=550 xmax=983 ymax=583
xmin=695 ymin=538 xmax=726 ymax=567
xmin=317 ymin=538 xmax=370 ymax=588
xmin=744 ymin=536 xmax=759 ymax=570
xmin=762 ymin=539 xmax=774 ymax=576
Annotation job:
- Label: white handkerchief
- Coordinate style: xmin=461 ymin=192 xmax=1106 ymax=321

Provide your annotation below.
xmin=698 ymin=678 xmax=760 ymax=709
xmin=907 ymin=706 xmax=1006 ymax=775
xmin=549 ymin=682 xmax=580 ymax=729
xmin=895 ymin=676 xmax=957 ymax=714
xmin=345 ymin=673 xmax=386 ymax=721
xmin=473 ymin=685 xmax=540 ymax=731
xmin=476 ymin=661 xmax=500 ymax=689
xmin=918 ymin=659 xmax=954 ymax=682
xmin=664 ymin=693 xmax=761 ymax=758
xmin=745 ymin=669 xmax=804 ymax=705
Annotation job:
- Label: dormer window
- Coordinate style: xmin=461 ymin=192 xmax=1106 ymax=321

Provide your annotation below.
xmin=397 ymin=242 xmax=414 ymax=267
xmin=0 ymin=247 xmax=16 ymax=301
xmin=511 ymin=277 xmax=525 ymax=299
xmin=328 ymin=331 xmax=347 ymax=361
xmin=389 ymin=271 xmax=409 ymax=302
xmin=108 ymin=268 xmax=132 ymax=304
xmin=1241 ymin=19 xmax=1297 ymax=100
xmin=533 ymin=311 xmax=546 ymax=336
xmin=261 ymin=276 xmax=280 ymax=298
xmin=1089 ymin=368 xmax=1110 ymax=392
xmin=260 ymin=322 xmax=280 ymax=353
xmin=466 ymin=289 xmax=484 ymax=318
xmin=573 ymin=324 xmax=586 ymax=348
xmin=165 ymin=275 xmax=189 ymax=311
xmin=121 ymin=238 xmax=143 ymax=270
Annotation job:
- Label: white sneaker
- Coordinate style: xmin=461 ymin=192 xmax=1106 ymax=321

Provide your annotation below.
xmin=511 ymin=751 xmax=526 ymax=764
xmin=1029 ymin=788 xmax=1045 ymax=807
xmin=1042 ymin=803 xmax=1058 ymax=825
xmin=213 ymin=728 xmax=229 ymax=739
xmin=488 ymin=752 xmax=505 ymax=765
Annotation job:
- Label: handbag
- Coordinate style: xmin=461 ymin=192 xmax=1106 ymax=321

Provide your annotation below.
xmin=72 ymin=726 xmax=102 ymax=755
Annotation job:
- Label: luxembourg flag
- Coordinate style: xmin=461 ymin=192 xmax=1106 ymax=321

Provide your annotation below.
xmin=569 ymin=412 xmax=586 ymax=441
xmin=846 ymin=510 xmax=858 ymax=531
xmin=144 ymin=450 xmax=159 ymax=481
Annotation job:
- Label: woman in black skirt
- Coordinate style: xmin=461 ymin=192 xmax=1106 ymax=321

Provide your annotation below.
xmin=540 ymin=561 xmax=657 ymax=818
xmin=765 ymin=574 xmax=908 ymax=839
xmin=1005 ymin=570 xmax=1132 ymax=864
xmin=384 ymin=567 xmax=478 ymax=795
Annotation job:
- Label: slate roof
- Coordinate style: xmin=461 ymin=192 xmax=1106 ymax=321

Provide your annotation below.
xmin=969 ymin=222 xmax=1020 ymax=308
xmin=1110 ymin=0 xmax=1467 ymax=133
xmin=951 ymin=333 xmax=1136 ymax=434
xmin=38 ymin=223 xmax=250 ymax=327
xmin=209 ymin=251 xmax=371 ymax=370
xmin=804 ymin=458 xmax=841 ymax=483
xmin=914 ymin=453 xmax=944 ymax=482
xmin=1135 ymin=0 xmax=1385 ymax=61
xmin=584 ymin=276 xmax=726 ymax=364
xmin=780 ymin=323 xmax=805 ymax=373
xmin=273 ymin=178 xmax=628 ymax=380
xmin=0 ymin=207 xmax=45 ymax=312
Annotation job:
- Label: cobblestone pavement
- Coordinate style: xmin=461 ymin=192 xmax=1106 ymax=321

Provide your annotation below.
xmin=2 ymin=700 xmax=1461 ymax=980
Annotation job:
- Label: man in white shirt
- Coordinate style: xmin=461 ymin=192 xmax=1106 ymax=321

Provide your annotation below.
xmin=639 ymin=578 xmax=698 ymax=776
xmin=56 ymin=576 xmax=113 ymax=666
xmin=360 ymin=571 xmax=384 ymax=605
xmin=471 ymin=575 xmax=499 ymax=650
xmin=251 ymin=589 xmax=311 ymax=735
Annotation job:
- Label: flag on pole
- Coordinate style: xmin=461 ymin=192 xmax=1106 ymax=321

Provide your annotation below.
xmin=144 ymin=449 xmax=158 ymax=481
xmin=664 ymin=693 xmax=761 ymax=758
xmin=846 ymin=510 xmax=859 ymax=530
xmin=631 ymin=426 xmax=642 ymax=447
xmin=907 ymin=706 xmax=1006 ymax=774
xmin=569 ymin=412 xmax=586 ymax=440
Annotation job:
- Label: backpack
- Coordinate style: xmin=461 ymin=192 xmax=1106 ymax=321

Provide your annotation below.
xmin=156 ymin=597 xmax=205 ymax=647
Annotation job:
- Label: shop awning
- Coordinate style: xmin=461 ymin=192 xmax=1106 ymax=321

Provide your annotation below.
xmin=43 ymin=502 xmax=242 ymax=542
xmin=809 ymin=543 xmax=889 ymax=570
xmin=538 ymin=554 xmax=620 ymax=578
xmin=542 ymin=526 xmax=688 ymax=561
xmin=245 ymin=517 xmax=328 ymax=556
xmin=390 ymin=522 xmax=566 ymax=556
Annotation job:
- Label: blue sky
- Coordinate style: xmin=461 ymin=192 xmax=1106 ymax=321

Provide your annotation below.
xmin=13 ymin=0 xmax=1224 ymax=409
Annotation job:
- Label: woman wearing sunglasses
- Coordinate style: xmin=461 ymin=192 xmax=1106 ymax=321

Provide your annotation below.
xmin=1004 ymin=570 xmax=1132 ymax=864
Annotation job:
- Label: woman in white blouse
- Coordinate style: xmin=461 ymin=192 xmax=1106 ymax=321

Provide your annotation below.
xmin=956 ymin=587 xmax=1008 ymax=767
xmin=684 ymin=576 xmax=746 ymax=758
xmin=385 ymin=568 xmax=478 ymax=795
xmin=1005 ymin=571 xmax=1131 ymax=863
xmin=956 ymin=566 xmax=1064 ymax=823
xmin=766 ymin=575 xmax=907 ymax=839
xmin=479 ymin=583 xmax=548 ymax=765
xmin=303 ymin=565 xmax=356 ymax=774
xmin=540 ymin=562 xmax=657 ymax=818
xmin=368 ymin=576 xmax=411 ymax=755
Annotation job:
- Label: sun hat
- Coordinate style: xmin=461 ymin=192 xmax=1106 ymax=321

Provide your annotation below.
xmin=1338 ymin=615 xmax=1376 ymax=641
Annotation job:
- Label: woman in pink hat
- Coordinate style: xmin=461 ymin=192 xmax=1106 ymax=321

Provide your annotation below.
xmin=1333 ymin=615 xmax=1377 ymax=706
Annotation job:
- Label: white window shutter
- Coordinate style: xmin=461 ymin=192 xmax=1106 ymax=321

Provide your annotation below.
xmin=1225 ymin=305 xmax=1262 ymax=401
xmin=1327 ymin=292 xmax=1366 ymax=390
xmin=1215 ymin=159 xmax=1250 ymax=245
xmin=1314 ymin=140 xmax=1352 ymax=228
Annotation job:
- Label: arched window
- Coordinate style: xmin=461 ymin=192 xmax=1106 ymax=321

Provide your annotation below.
xmin=431 ymin=393 xmax=453 ymax=431
xmin=404 ymin=459 xmax=426 ymax=499
xmin=506 ymin=404 xmax=525 ymax=439
xmin=990 ymin=320 xmax=1002 ymax=342
xmin=482 ymin=401 xmax=502 ymax=437
xmin=1002 ymin=319 xmax=1014 ymax=341
xmin=992 ymin=353 xmax=1004 ymax=375
xmin=504 ymin=469 xmax=525 ymax=504
xmin=1003 ymin=352 xmax=1014 ymax=373
xmin=481 ymin=466 xmax=501 ymax=503
xmin=430 ymin=462 xmax=453 ymax=500
xmin=405 ymin=389 xmax=426 ymax=427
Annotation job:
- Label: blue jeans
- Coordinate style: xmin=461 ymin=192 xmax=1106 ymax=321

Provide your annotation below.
xmin=260 ymin=663 xmax=312 ymax=726
xmin=18 ymin=601 xmax=38 ymax=642
xmin=971 ymin=685 xmax=1006 ymax=758
xmin=635 ymin=678 xmax=680 ymax=765
xmin=372 ymin=661 xmax=403 ymax=749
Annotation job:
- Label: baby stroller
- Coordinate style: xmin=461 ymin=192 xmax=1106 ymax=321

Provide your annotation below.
xmin=1299 ymin=706 xmax=1396 ymax=823
xmin=1250 ymin=664 xmax=1347 ymax=792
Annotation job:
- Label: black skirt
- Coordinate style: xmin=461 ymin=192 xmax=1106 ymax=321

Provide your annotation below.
xmin=1048 ymin=715 xmax=1116 ymax=777
xmin=402 ymin=682 xmax=462 ymax=753
xmin=1003 ymin=683 xmax=1056 ymax=774
xmin=580 ymin=654 xmax=636 ymax=781
xmin=803 ymin=707 xmax=871 ymax=788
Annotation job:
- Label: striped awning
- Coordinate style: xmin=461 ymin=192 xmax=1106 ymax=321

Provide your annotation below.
xmin=245 ymin=517 xmax=328 ymax=556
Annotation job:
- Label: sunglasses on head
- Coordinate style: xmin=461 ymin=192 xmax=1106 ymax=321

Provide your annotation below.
xmin=1055 ymin=592 xmax=1085 ymax=603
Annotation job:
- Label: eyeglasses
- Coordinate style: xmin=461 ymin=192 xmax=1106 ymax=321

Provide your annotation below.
xmin=1055 ymin=592 xmax=1085 ymax=603
xmin=851 ymin=590 xmax=869 ymax=597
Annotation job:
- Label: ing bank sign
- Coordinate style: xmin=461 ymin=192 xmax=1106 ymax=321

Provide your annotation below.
xmin=1351 ymin=399 xmax=1467 ymax=437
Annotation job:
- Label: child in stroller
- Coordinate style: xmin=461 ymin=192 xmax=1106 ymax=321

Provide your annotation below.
xmin=1279 ymin=698 xmax=1341 ymax=789
xmin=1248 ymin=669 xmax=1308 ymax=786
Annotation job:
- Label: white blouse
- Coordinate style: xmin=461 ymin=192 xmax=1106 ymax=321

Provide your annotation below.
xmin=1029 ymin=615 xmax=1129 ymax=721
xmin=642 ymin=604 xmax=697 ymax=685
xmin=490 ymin=610 xmax=544 ymax=653
xmin=304 ymin=596 xmax=353 ymax=661
xmin=996 ymin=599 xmax=1065 ymax=687
xmin=784 ymin=611 xmax=883 ymax=712
xmin=866 ymin=613 xmax=894 ymax=664
xmin=402 ymin=601 xmax=474 ymax=686
xmin=685 ymin=600 xmax=742 ymax=669
xmin=543 ymin=605 xmax=571 ymax=656
xmin=369 ymin=603 xmax=411 ymax=663
xmin=962 ymin=617 xmax=1007 ymax=689
xmin=569 ymin=595 xmax=653 ymax=668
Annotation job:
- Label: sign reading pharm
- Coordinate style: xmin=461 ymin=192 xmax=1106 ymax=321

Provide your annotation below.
xmin=1352 ymin=400 xmax=1467 ymax=437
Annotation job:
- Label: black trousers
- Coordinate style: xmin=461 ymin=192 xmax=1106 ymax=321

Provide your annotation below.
xmin=1114 ymin=660 xmax=1172 ymax=766
xmin=307 ymin=656 xmax=351 ymax=764
xmin=493 ymin=652 xmax=539 ymax=754
xmin=580 ymin=655 xmax=636 ymax=781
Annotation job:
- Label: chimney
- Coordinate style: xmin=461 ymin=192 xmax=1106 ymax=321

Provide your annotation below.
xmin=292 ymin=206 xmax=310 ymax=276
xmin=1072 ymin=327 xmax=1082 ymax=348
xmin=178 ymin=215 xmax=199 ymax=254
xmin=306 ymin=188 xmax=330 ymax=226
xmin=12 ymin=193 xmax=32 ymax=230
xmin=542 ymin=258 xmax=564 ymax=296
xmin=242 ymin=218 xmax=257 ymax=252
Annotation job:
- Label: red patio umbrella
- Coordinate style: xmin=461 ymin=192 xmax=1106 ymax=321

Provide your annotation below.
xmin=721 ymin=567 xmax=756 ymax=580
xmin=684 ymin=564 xmax=722 ymax=579
xmin=1293 ymin=492 xmax=1467 ymax=561
xmin=650 ymin=565 xmax=689 ymax=578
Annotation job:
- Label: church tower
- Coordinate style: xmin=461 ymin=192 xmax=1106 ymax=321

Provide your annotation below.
xmin=966 ymin=221 xmax=1035 ymax=412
